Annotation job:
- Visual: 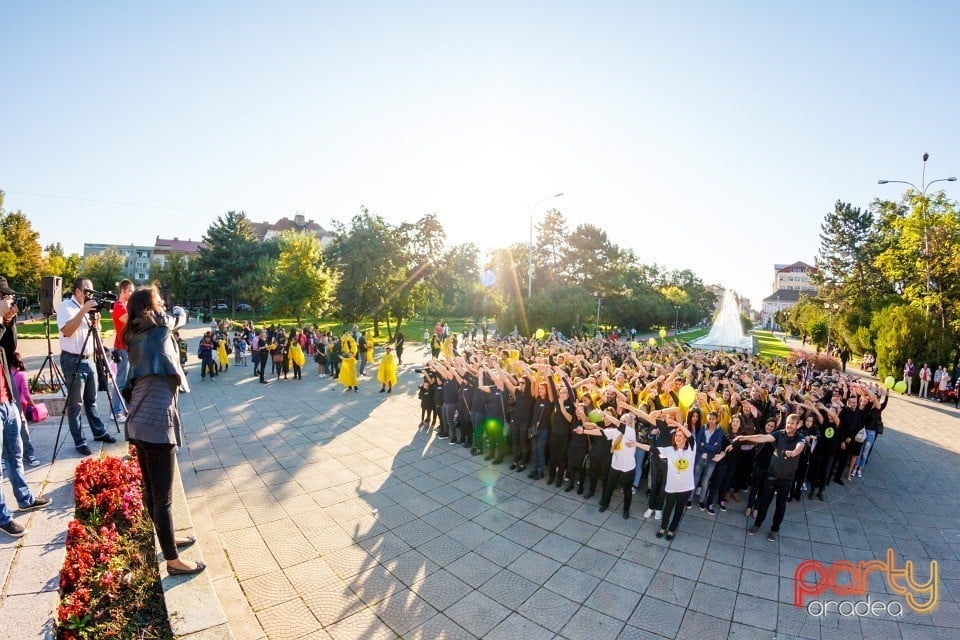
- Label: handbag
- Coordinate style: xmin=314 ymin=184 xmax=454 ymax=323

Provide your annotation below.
xmin=27 ymin=403 xmax=50 ymax=422
xmin=272 ymin=353 xmax=285 ymax=364
xmin=854 ymin=427 xmax=867 ymax=443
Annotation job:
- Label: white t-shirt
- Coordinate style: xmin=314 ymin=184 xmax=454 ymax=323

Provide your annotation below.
xmin=57 ymin=297 xmax=93 ymax=355
xmin=602 ymin=426 xmax=637 ymax=472
xmin=658 ymin=445 xmax=697 ymax=493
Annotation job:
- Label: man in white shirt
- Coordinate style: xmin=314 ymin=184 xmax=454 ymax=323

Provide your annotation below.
xmin=57 ymin=278 xmax=116 ymax=456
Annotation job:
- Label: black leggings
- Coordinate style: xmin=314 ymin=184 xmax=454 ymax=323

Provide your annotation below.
xmin=662 ymin=490 xmax=692 ymax=533
xmin=131 ymin=439 xmax=178 ymax=561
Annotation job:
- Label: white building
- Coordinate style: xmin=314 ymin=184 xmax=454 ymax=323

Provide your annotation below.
xmin=761 ymin=261 xmax=818 ymax=329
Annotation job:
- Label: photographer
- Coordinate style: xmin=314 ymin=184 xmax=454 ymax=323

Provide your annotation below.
xmin=57 ymin=277 xmax=116 ymax=456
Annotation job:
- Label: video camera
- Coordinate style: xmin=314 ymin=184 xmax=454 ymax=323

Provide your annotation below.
xmin=83 ymin=288 xmax=118 ymax=312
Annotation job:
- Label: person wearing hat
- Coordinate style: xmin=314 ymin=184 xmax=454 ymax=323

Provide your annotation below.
xmin=0 ymin=289 xmax=52 ymax=538
xmin=57 ymin=277 xmax=117 ymax=456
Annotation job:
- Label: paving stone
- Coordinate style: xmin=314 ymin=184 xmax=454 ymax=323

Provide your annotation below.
xmin=544 ymin=565 xmax=602 ymax=603
xmin=676 ymin=609 xmax=732 ymax=640
xmin=509 ymin=549 xmax=563 ymax=585
xmin=474 ymin=535 xmax=527 ymax=567
xmin=660 ymin=549 xmax=705 ymax=581
xmin=733 ymin=593 xmax=779 ymax=631
xmin=516 ymin=588 xmax=579 ymax=633
xmin=588 ymin=528 xmax=633 ymax=557
xmin=255 ymin=597 xmax=322 ymax=639
xmin=628 ymin=596 xmax=685 ymax=636
xmin=445 ymin=589 xmax=511 ymax=637
xmin=533 ymin=532 xmax=582 ymax=563
xmin=776 ymin=601 xmax=821 ymax=639
xmin=567 ymin=546 xmax=619 ymax=579
xmin=645 ymin=571 xmax=697 ymax=607
xmin=479 ymin=569 xmax=539 ymax=607
xmin=688 ymin=582 xmax=737 ymax=620
xmin=739 ymin=568 xmax=781 ymax=601
xmin=706 ymin=539 xmax=745 ymax=567
xmin=485 ymin=611 xmax=554 ymax=640
xmin=326 ymin=608 xmax=398 ymax=640
xmin=446 ymin=551 xmax=501 ymax=588
xmin=584 ymin=579 xmax=642 ymax=621
xmin=373 ymin=588 xmax=439 ymax=636
xmin=239 ymin=569 xmax=298 ymax=612
xmin=407 ymin=613 xmax=477 ymax=640
xmin=410 ymin=568 xmax=473 ymax=612
xmin=561 ymin=604 xmax=625 ymax=640
xmin=604 ymin=560 xmax=656 ymax=594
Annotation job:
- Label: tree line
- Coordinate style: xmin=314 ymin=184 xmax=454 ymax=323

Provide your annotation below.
xmin=780 ymin=189 xmax=960 ymax=378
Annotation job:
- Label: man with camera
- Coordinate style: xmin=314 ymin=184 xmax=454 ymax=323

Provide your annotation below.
xmin=57 ymin=277 xmax=116 ymax=456
xmin=109 ymin=279 xmax=133 ymax=422
xmin=0 ymin=286 xmax=52 ymax=538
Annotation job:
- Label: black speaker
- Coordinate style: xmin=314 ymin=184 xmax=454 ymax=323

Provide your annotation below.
xmin=40 ymin=276 xmax=62 ymax=316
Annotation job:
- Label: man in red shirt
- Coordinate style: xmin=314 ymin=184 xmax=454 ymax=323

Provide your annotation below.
xmin=109 ymin=280 xmax=134 ymax=421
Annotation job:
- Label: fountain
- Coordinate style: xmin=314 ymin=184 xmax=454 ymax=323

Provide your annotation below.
xmin=690 ymin=289 xmax=754 ymax=352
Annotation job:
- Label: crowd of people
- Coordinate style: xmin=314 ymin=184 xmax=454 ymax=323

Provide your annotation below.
xmin=416 ymin=334 xmax=890 ymax=542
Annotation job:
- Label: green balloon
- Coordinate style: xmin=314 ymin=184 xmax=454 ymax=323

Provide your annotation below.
xmin=884 ymin=376 xmax=895 ymax=389
xmin=588 ymin=409 xmax=603 ymax=424
xmin=894 ymin=380 xmax=907 ymax=393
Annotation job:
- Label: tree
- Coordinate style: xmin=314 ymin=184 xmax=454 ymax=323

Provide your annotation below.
xmin=43 ymin=243 xmax=83 ymax=287
xmin=533 ymin=208 xmax=568 ymax=291
xmin=194 ymin=211 xmax=261 ymax=311
xmin=325 ymin=208 xmax=398 ymax=326
xmin=265 ymin=231 xmax=337 ymax=325
xmin=150 ymin=252 xmax=193 ymax=305
xmin=562 ymin=223 xmax=621 ymax=293
xmin=81 ymin=251 xmax=125 ymax=292
xmin=382 ymin=214 xmax=447 ymax=338
xmin=0 ymin=210 xmax=44 ymax=292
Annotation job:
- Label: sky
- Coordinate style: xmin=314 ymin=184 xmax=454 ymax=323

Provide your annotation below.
xmin=2 ymin=1 xmax=959 ymax=310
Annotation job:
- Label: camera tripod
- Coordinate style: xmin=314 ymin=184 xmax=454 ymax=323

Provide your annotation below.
xmin=50 ymin=312 xmax=126 ymax=465
xmin=30 ymin=315 xmax=66 ymax=395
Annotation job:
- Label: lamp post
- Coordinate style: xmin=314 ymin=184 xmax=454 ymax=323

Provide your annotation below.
xmin=594 ymin=291 xmax=603 ymax=337
xmin=674 ymin=305 xmax=680 ymax=337
xmin=824 ymin=302 xmax=839 ymax=352
xmin=878 ymin=153 xmax=956 ymax=302
xmin=528 ymin=192 xmax=564 ymax=298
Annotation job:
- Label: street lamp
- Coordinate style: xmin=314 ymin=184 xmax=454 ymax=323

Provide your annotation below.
xmin=674 ymin=305 xmax=680 ymax=336
xmin=824 ymin=302 xmax=839 ymax=352
xmin=594 ymin=291 xmax=603 ymax=337
xmin=878 ymin=153 xmax=956 ymax=301
xmin=528 ymin=192 xmax=565 ymax=298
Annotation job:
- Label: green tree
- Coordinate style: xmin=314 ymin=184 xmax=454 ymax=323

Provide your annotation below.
xmin=265 ymin=231 xmax=337 ymax=325
xmin=42 ymin=243 xmax=82 ymax=287
xmin=194 ymin=211 xmax=261 ymax=311
xmin=0 ymin=210 xmax=44 ymax=292
xmin=382 ymin=214 xmax=447 ymax=338
xmin=562 ymin=223 xmax=621 ymax=293
xmin=532 ymin=208 xmax=568 ymax=292
xmin=150 ymin=252 xmax=193 ymax=305
xmin=81 ymin=251 xmax=125 ymax=292
xmin=325 ymin=208 xmax=398 ymax=326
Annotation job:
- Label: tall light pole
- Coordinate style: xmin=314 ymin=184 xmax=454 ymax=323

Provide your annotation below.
xmin=674 ymin=305 xmax=680 ymax=336
xmin=528 ymin=192 xmax=564 ymax=298
xmin=594 ymin=291 xmax=603 ymax=336
xmin=878 ymin=153 xmax=957 ymax=301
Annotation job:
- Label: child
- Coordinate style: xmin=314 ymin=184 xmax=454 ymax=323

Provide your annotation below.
xmin=197 ymin=332 xmax=217 ymax=379
xmin=288 ymin=331 xmax=305 ymax=380
xmin=377 ymin=346 xmax=397 ymax=393
xmin=11 ymin=352 xmax=41 ymax=466
xmin=233 ymin=333 xmax=248 ymax=366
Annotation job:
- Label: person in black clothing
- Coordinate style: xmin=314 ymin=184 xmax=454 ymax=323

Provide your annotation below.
xmin=642 ymin=406 xmax=681 ymax=519
xmin=833 ymin=392 xmax=861 ymax=484
xmin=528 ymin=382 xmax=552 ymax=480
xmin=566 ymin=403 xmax=591 ymax=493
xmin=807 ymin=398 xmax=841 ymax=500
xmin=738 ymin=413 xmax=805 ymax=542
xmin=790 ymin=411 xmax=821 ymax=501
xmin=394 ymin=332 xmax=405 ymax=365
xmin=479 ymin=364 xmax=508 ymax=463
xmin=546 ymin=375 xmax=576 ymax=487
xmin=744 ymin=418 xmax=777 ymax=519
xmin=418 ymin=372 xmax=435 ymax=429
xmin=434 ymin=361 xmax=462 ymax=439
xmin=505 ymin=375 xmax=534 ymax=472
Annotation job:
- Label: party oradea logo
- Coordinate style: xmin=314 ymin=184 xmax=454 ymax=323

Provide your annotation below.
xmin=794 ymin=549 xmax=938 ymax=618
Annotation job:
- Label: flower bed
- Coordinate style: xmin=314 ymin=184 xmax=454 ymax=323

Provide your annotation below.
xmin=787 ymin=348 xmax=840 ymax=372
xmin=57 ymin=456 xmax=173 ymax=640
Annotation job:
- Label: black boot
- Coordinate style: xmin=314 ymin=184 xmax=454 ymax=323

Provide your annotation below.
xmin=565 ymin=481 xmax=575 ymax=493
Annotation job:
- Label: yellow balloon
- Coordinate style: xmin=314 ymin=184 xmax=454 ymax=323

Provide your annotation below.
xmin=535 ymin=328 xmax=545 ymax=340
xmin=659 ymin=328 xmax=667 ymax=338
xmin=648 ymin=337 xmax=657 ymax=347
xmin=630 ymin=341 xmax=640 ymax=351
xmin=678 ymin=385 xmax=696 ymax=407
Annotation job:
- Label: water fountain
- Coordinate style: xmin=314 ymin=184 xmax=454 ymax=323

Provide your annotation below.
xmin=690 ymin=289 xmax=754 ymax=352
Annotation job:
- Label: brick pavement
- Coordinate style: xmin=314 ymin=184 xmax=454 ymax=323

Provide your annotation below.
xmin=2 ymin=327 xmax=959 ymax=638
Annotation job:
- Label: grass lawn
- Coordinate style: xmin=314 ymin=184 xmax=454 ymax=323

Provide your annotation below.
xmin=752 ymin=330 xmax=793 ymax=359
xmin=18 ymin=317 xmax=117 ymax=339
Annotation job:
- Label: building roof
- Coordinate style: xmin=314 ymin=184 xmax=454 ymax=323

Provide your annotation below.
xmin=155 ymin=236 xmax=205 ymax=253
xmin=762 ymin=289 xmax=804 ymax=303
xmin=776 ymin=260 xmax=816 ymax=274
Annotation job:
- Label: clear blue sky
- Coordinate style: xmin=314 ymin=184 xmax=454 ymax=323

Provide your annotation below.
xmin=2 ymin=1 xmax=959 ymax=309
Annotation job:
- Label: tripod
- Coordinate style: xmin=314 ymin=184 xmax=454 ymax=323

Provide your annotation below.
xmin=30 ymin=315 xmax=66 ymax=396
xmin=51 ymin=312 xmax=126 ymax=465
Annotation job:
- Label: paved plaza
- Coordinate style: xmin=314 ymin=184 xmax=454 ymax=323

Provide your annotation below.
xmin=2 ymin=325 xmax=960 ymax=639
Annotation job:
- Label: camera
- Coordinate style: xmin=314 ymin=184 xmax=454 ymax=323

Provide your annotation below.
xmin=83 ymin=288 xmax=118 ymax=312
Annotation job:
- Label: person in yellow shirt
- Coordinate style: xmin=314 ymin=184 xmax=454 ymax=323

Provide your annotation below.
xmin=378 ymin=346 xmax=398 ymax=393
xmin=338 ymin=332 xmax=359 ymax=392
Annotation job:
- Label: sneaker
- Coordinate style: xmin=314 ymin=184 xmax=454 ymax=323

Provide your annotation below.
xmin=748 ymin=525 xmax=760 ymax=536
xmin=25 ymin=455 xmax=41 ymax=467
xmin=115 ymin=414 xmax=127 ymax=424
xmin=643 ymin=508 xmax=654 ymax=518
xmin=767 ymin=530 xmax=778 ymax=542
xmin=0 ymin=520 xmax=26 ymax=538
xmin=855 ymin=469 xmax=863 ymax=478
xmin=698 ymin=502 xmax=706 ymax=511
xmin=718 ymin=501 xmax=727 ymax=512
xmin=19 ymin=496 xmax=52 ymax=512
xmin=94 ymin=433 xmax=117 ymax=444
xmin=707 ymin=505 xmax=717 ymax=515
xmin=654 ymin=510 xmax=663 ymax=520
xmin=686 ymin=500 xmax=693 ymax=510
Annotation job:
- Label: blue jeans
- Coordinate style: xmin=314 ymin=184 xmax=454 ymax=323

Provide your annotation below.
xmin=532 ymin=429 xmax=548 ymax=472
xmin=1 ymin=402 xmax=35 ymax=521
xmin=110 ymin=348 xmax=129 ymax=415
xmin=60 ymin=353 xmax=107 ymax=447
xmin=693 ymin=455 xmax=717 ymax=500
xmin=856 ymin=430 xmax=877 ymax=468
xmin=632 ymin=448 xmax=647 ymax=488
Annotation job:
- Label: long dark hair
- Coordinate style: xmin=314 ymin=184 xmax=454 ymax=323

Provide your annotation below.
xmin=123 ymin=286 xmax=163 ymax=344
